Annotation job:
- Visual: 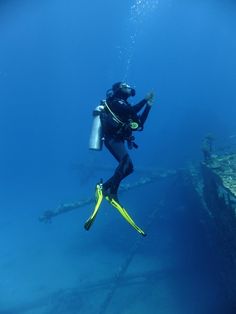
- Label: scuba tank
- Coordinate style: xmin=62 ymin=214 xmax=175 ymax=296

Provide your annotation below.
xmin=89 ymin=102 xmax=105 ymax=150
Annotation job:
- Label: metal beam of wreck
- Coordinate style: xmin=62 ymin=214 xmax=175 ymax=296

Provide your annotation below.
xmin=39 ymin=169 xmax=179 ymax=223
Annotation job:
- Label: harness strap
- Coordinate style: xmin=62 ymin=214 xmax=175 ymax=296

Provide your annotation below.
xmin=104 ymin=100 xmax=140 ymax=130
xmin=104 ymin=100 xmax=125 ymax=126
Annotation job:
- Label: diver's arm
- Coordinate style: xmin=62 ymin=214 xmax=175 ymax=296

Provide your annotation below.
xmin=133 ymin=91 xmax=155 ymax=113
xmin=139 ymin=103 xmax=152 ymax=127
xmin=132 ymin=99 xmax=148 ymax=113
xmin=134 ymin=92 xmax=154 ymax=127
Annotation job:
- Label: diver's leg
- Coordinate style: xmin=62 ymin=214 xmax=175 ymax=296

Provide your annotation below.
xmin=103 ymin=138 xmax=133 ymax=198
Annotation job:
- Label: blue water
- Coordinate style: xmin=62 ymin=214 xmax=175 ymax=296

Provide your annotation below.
xmin=0 ymin=0 xmax=236 ymax=313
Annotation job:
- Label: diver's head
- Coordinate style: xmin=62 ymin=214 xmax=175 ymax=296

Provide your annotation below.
xmin=107 ymin=82 xmax=136 ymax=100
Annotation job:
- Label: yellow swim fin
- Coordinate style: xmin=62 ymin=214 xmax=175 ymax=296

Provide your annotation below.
xmin=106 ymin=197 xmax=146 ymax=237
xmin=84 ymin=184 xmax=103 ymax=231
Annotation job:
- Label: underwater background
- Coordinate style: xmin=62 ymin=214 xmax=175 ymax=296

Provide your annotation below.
xmin=0 ymin=0 xmax=236 ymax=313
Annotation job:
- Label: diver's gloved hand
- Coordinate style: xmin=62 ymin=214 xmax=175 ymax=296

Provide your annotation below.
xmin=145 ymin=92 xmax=154 ymax=106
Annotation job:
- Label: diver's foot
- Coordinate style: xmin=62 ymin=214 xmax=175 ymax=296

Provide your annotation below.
xmin=105 ymin=193 xmax=119 ymax=204
xmin=95 ymin=180 xmax=119 ymax=203
xmin=95 ymin=181 xmax=109 ymax=199
xmin=95 ymin=181 xmax=104 ymax=201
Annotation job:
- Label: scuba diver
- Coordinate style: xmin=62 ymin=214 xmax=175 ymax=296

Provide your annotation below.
xmin=85 ymin=82 xmax=154 ymax=236
xmin=100 ymin=82 xmax=154 ymax=201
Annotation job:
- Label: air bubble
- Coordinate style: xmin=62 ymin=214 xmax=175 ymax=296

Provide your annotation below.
xmin=121 ymin=0 xmax=159 ymax=80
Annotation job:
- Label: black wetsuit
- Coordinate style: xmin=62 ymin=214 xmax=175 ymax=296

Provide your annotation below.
xmin=100 ymin=96 xmax=151 ymax=199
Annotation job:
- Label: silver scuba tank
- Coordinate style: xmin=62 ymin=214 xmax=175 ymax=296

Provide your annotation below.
xmin=89 ymin=103 xmax=105 ymax=150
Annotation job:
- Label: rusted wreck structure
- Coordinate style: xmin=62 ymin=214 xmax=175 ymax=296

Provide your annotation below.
xmin=36 ymin=151 xmax=236 ymax=313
